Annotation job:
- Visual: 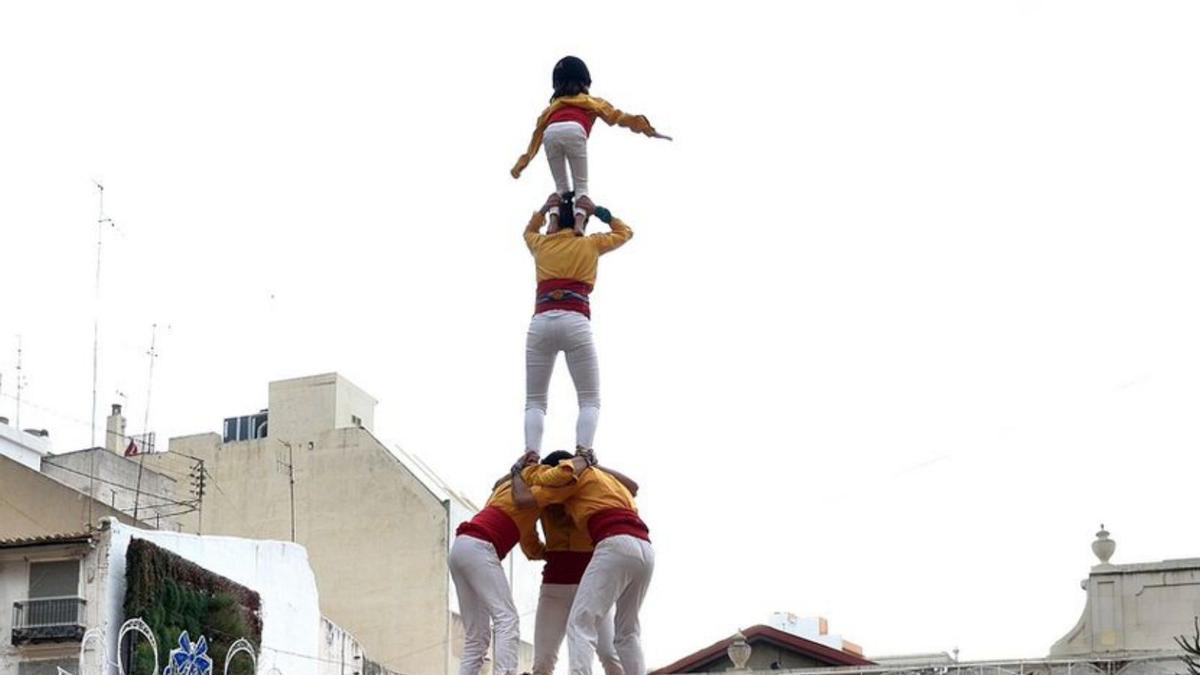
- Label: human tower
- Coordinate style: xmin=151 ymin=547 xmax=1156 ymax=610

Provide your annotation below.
xmin=449 ymin=56 xmax=671 ymax=675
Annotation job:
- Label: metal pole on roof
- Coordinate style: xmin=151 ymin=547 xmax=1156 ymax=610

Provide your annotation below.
xmin=132 ymin=324 xmax=158 ymax=521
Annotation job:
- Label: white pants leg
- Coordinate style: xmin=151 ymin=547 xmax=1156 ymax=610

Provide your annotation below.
xmin=525 ymin=310 xmax=601 ymax=451
xmin=567 ymin=536 xmax=654 ymax=675
xmin=533 ymin=584 xmax=571 ymax=675
xmin=533 ymin=584 xmax=624 ymax=675
xmin=562 ymin=312 xmax=600 ymax=448
xmin=449 ymin=536 xmax=521 ymax=675
xmin=596 ymin=606 xmax=625 ymax=675
xmin=524 ymin=313 xmax=557 ymax=452
xmin=543 ymin=122 xmax=589 ymax=198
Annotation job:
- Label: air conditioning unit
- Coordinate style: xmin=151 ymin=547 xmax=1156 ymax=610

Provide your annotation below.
xmin=223 ymin=411 xmax=268 ymax=443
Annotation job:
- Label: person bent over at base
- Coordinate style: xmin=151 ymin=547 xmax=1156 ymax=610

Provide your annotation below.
xmin=519 ymin=453 xmax=652 ymax=675
xmin=450 ymin=453 xmax=574 ymax=675
xmin=524 ymin=450 xmax=625 ymax=675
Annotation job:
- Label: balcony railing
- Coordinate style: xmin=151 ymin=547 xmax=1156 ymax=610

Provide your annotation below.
xmin=11 ymin=596 xmax=86 ymax=644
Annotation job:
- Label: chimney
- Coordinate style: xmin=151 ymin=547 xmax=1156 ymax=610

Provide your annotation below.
xmin=106 ymin=403 xmax=126 ymax=454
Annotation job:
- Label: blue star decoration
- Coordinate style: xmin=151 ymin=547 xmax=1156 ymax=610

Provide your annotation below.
xmin=169 ymin=632 xmax=213 ymax=675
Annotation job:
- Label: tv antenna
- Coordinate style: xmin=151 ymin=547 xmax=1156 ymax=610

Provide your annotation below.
xmin=14 ymin=335 xmax=24 ymax=430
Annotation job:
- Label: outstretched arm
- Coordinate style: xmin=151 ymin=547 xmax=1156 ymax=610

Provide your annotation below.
xmin=591 ymin=97 xmax=671 ymax=140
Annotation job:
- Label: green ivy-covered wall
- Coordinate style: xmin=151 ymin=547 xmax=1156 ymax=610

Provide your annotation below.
xmin=123 ymin=538 xmax=263 ymax=675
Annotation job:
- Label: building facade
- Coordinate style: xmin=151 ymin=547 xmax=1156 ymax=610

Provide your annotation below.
xmin=141 ymin=373 xmax=538 ymax=675
xmin=660 ymin=528 xmax=1191 ymax=674
xmin=0 ymin=520 xmax=388 ymax=675
xmin=1051 ymin=526 xmax=1200 ymax=657
xmin=0 ymin=453 xmax=144 ymax=540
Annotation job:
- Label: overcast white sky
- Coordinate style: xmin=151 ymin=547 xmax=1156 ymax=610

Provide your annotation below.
xmin=3 ymin=0 xmax=1200 ymax=669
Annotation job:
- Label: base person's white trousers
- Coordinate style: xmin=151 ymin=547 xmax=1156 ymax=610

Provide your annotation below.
xmin=567 ymin=535 xmax=655 ymax=675
xmin=533 ymin=583 xmax=623 ymax=675
xmin=449 ymin=536 xmax=520 ymax=675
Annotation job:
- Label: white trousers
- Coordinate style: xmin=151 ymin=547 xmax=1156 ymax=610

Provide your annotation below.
xmin=525 ymin=310 xmax=600 ymax=451
xmin=449 ymin=536 xmax=520 ymax=675
xmin=544 ymin=121 xmax=589 ymax=198
xmin=567 ymin=536 xmax=655 ymax=675
xmin=533 ymin=583 xmax=623 ymax=675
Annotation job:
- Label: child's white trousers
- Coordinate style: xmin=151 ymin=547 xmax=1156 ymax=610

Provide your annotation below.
xmin=544 ymin=121 xmax=589 ymax=199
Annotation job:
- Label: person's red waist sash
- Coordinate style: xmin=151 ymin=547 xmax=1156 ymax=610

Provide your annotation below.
xmin=542 ymin=550 xmax=593 ymax=585
xmin=587 ymin=508 xmax=651 ymax=544
xmin=547 ymin=105 xmax=595 ymax=136
xmin=535 ymin=279 xmax=593 ymax=319
xmin=456 ymin=506 xmax=521 ymax=560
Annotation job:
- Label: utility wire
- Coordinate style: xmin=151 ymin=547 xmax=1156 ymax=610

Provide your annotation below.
xmin=40 ymin=460 xmax=195 ymax=508
xmin=0 ymin=391 xmax=165 ymax=452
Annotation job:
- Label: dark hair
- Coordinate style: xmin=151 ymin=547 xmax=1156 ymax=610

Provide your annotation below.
xmin=542 ymin=450 xmax=575 ymax=466
xmin=551 ymin=56 xmax=591 ymax=101
xmin=553 ymin=192 xmax=583 ymax=233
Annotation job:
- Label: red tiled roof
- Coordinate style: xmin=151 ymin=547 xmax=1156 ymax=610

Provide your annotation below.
xmin=652 ymin=624 xmax=875 ymax=674
xmin=0 ymin=532 xmax=94 ymax=549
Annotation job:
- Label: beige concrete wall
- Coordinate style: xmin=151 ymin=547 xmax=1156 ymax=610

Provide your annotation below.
xmin=150 ymin=426 xmax=450 ymax=675
xmin=0 ymin=456 xmax=143 ymax=539
xmin=40 ymin=449 xmax=184 ymax=531
xmin=334 ymin=377 xmax=376 ymax=433
xmin=1051 ymin=558 xmax=1200 ymax=655
xmin=267 ymin=373 xmax=376 ymax=440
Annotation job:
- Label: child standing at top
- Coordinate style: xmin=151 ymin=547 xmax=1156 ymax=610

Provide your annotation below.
xmin=512 ymin=56 xmax=671 ymax=232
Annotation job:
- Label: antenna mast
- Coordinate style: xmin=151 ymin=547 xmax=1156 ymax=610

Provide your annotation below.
xmin=132 ymin=324 xmax=158 ymax=521
xmin=90 ymin=181 xmax=114 ymax=448
xmin=15 ymin=336 xmax=23 ymax=430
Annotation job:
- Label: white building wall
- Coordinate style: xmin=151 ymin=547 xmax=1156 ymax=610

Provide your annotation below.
xmin=100 ymin=521 xmax=323 ymax=675
xmin=0 ymin=424 xmax=48 ymax=472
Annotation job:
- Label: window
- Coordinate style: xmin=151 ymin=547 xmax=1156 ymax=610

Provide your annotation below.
xmin=14 ymin=560 xmax=85 ymax=643
xmin=224 ymin=412 xmax=270 ymax=442
xmin=29 ymin=560 xmax=79 ymax=598
xmin=351 ymin=415 xmax=362 ymax=427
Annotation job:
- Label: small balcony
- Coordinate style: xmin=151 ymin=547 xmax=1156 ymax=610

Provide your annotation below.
xmin=11 ymin=597 xmax=87 ymax=644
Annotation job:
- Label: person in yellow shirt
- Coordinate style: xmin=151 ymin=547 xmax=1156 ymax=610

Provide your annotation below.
xmin=449 ymin=453 xmax=573 ymax=675
xmin=522 ymin=195 xmax=633 ymax=456
xmin=522 ymin=451 xmax=625 ymax=675
xmin=514 ymin=452 xmax=652 ymax=675
xmin=511 ymin=55 xmax=670 ymax=231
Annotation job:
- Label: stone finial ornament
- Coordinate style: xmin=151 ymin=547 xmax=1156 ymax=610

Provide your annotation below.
xmin=728 ymin=631 xmax=752 ymax=670
xmin=1092 ymin=524 xmax=1116 ymax=565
